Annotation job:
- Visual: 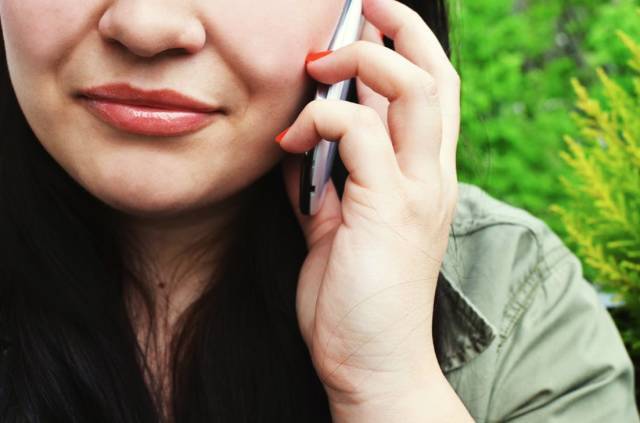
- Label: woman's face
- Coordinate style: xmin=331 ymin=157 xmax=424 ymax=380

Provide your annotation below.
xmin=0 ymin=0 xmax=343 ymax=217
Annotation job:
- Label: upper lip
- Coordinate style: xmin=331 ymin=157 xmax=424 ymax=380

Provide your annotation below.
xmin=78 ymin=83 xmax=221 ymax=113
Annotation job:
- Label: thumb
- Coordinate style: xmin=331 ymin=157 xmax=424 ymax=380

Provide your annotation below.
xmin=280 ymin=153 xmax=343 ymax=249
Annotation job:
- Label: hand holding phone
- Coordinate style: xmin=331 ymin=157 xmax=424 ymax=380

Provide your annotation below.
xmin=299 ymin=0 xmax=365 ymax=215
xmin=280 ymin=0 xmax=463 ymax=408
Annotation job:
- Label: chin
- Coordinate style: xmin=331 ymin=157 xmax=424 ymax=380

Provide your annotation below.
xmin=76 ymin=169 xmax=207 ymax=219
xmin=68 ymin=151 xmax=259 ymax=220
xmin=98 ymin=186 xmax=205 ymax=219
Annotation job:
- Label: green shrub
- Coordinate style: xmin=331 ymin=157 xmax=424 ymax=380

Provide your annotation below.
xmin=549 ymin=22 xmax=640 ymax=370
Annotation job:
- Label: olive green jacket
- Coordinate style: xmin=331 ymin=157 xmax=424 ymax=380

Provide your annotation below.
xmin=434 ymin=182 xmax=639 ymax=422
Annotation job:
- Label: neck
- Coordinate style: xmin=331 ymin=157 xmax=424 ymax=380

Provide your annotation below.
xmin=118 ymin=189 xmax=248 ymax=335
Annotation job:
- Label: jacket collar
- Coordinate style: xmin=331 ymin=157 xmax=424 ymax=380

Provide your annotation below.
xmin=433 ymin=229 xmax=498 ymax=373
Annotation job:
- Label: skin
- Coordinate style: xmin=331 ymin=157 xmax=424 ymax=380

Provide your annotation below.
xmin=1 ymin=0 xmax=473 ymax=420
xmin=0 ymin=0 xmax=341 ymax=294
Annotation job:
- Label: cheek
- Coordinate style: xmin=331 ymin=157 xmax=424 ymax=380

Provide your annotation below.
xmin=1 ymin=0 xmax=102 ymax=139
xmin=1 ymin=0 xmax=99 ymax=67
xmin=1 ymin=0 xmax=103 ymax=170
xmin=208 ymin=1 xmax=340 ymax=95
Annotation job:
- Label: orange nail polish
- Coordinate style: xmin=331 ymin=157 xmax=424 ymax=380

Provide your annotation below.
xmin=275 ymin=127 xmax=290 ymax=143
xmin=305 ymin=50 xmax=332 ymax=65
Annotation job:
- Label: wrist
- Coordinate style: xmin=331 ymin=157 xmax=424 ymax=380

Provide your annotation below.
xmin=327 ymin=365 xmax=475 ymax=423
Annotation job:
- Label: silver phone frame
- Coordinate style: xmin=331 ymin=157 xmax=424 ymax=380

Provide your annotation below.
xmin=300 ymin=0 xmax=365 ymax=215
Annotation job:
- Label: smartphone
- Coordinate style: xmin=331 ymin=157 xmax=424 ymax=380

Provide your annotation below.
xmin=299 ymin=0 xmax=365 ymax=215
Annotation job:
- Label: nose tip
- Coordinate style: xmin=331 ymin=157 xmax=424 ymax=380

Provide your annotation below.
xmin=98 ymin=5 xmax=206 ymax=58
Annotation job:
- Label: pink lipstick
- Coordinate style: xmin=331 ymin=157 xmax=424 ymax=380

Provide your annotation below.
xmin=77 ymin=83 xmax=222 ymax=137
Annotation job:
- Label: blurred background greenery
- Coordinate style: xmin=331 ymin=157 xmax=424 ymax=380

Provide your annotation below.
xmin=448 ymin=0 xmax=640 ymax=399
xmin=451 ymin=0 xmax=639 ymax=237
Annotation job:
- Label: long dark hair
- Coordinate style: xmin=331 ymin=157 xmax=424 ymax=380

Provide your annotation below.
xmin=0 ymin=1 xmax=453 ymax=421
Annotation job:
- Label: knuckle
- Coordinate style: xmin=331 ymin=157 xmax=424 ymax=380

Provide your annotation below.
xmin=403 ymin=198 xmax=426 ymax=227
xmin=353 ymin=106 xmax=382 ymax=129
xmin=389 ymin=189 xmax=432 ymax=231
xmin=406 ymin=179 xmax=450 ymax=224
xmin=307 ymin=98 xmax=326 ymax=114
xmin=352 ymin=39 xmax=370 ymax=50
xmin=398 ymin=8 xmax=422 ymax=38
xmin=352 ymin=39 xmax=375 ymax=58
xmin=306 ymin=98 xmax=335 ymax=122
xmin=406 ymin=184 xmax=432 ymax=218
xmin=383 ymin=178 xmax=458 ymax=235
xmin=410 ymin=71 xmax=439 ymax=102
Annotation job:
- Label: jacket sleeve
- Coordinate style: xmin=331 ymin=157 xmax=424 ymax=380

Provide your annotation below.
xmin=486 ymin=235 xmax=639 ymax=422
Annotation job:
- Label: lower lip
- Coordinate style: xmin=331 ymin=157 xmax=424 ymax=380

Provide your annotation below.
xmin=79 ymin=97 xmax=220 ymax=137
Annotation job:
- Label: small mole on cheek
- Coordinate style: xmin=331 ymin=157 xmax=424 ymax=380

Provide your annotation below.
xmin=158 ymin=283 xmax=166 ymax=289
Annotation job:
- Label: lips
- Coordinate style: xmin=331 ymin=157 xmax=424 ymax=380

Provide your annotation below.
xmin=77 ymin=83 xmax=222 ymax=137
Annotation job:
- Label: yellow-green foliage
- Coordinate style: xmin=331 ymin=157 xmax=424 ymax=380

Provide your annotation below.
xmin=550 ymin=14 xmax=640 ymax=352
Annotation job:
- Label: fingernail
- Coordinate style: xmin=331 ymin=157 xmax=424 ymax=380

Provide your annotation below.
xmin=305 ymin=50 xmax=333 ymax=65
xmin=275 ymin=127 xmax=290 ymax=144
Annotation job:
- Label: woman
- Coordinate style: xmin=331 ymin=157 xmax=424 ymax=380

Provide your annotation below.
xmin=0 ymin=0 xmax=636 ymax=421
